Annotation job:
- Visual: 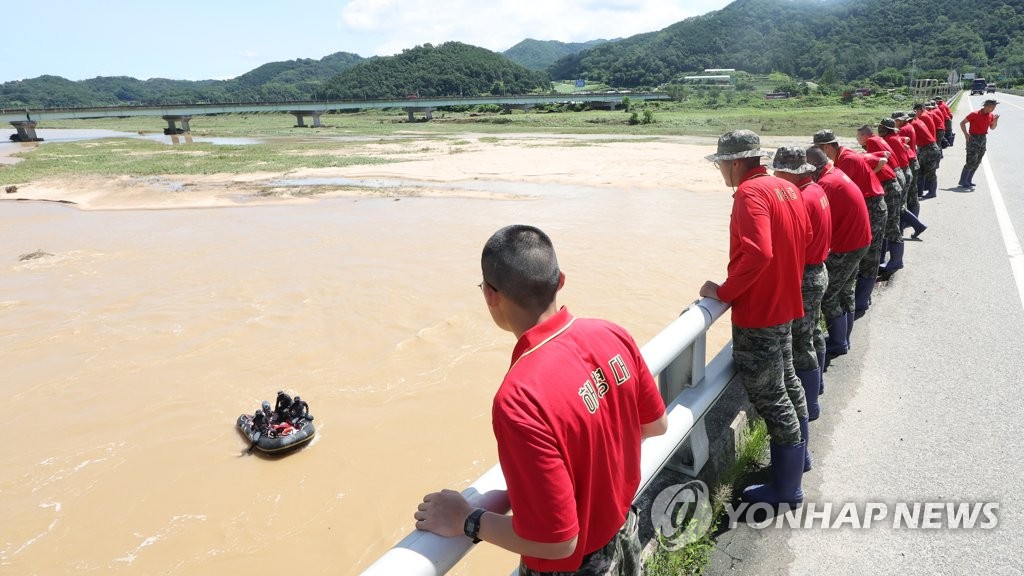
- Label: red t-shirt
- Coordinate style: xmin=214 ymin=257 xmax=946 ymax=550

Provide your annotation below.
xmin=717 ymin=166 xmax=809 ymax=328
xmin=797 ymin=177 xmax=831 ymax=265
xmin=923 ymin=111 xmax=941 ymax=138
xmin=834 ymin=146 xmax=885 ymax=199
xmin=938 ymin=102 xmax=953 ymax=121
xmin=964 ymin=110 xmax=996 ymax=135
xmin=881 ymin=133 xmax=910 ymax=169
xmin=911 ymin=117 xmax=937 ymax=146
xmin=899 ymin=124 xmax=918 ymax=159
xmin=493 ymin=307 xmax=665 ymax=572
xmin=816 ymin=163 xmax=872 ymax=253
xmin=862 ymin=151 xmax=897 ymax=183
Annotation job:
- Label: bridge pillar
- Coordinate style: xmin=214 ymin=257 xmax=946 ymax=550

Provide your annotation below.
xmin=403 ymin=107 xmax=435 ymax=122
xmin=291 ymin=111 xmax=325 ymax=128
xmin=8 ymin=121 xmax=42 ymax=142
xmin=162 ymin=115 xmax=192 ymax=135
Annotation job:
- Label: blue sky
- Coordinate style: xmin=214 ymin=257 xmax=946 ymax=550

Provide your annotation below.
xmin=0 ymin=0 xmax=731 ymax=83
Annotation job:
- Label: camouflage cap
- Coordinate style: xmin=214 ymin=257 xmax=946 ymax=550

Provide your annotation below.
xmin=812 ymin=129 xmax=838 ymax=145
xmin=771 ymin=146 xmax=815 ymax=174
xmin=906 ymin=112 xmax=918 ymax=119
xmin=705 ymin=129 xmax=771 ymax=162
xmin=879 ymin=118 xmax=898 ymax=131
xmin=891 ymin=111 xmax=909 ymax=121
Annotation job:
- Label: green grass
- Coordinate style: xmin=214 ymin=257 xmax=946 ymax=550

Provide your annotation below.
xmin=0 ymin=137 xmax=400 ymax=183
xmin=646 ymin=419 xmax=770 ymax=576
xmin=4 ymin=91 xmax=925 ymax=182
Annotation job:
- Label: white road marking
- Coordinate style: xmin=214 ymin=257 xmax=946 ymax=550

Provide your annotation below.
xmin=968 ymin=98 xmax=1024 ymax=311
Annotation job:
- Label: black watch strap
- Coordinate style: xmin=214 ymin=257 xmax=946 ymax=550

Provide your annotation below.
xmin=463 ymin=508 xmax=486 ymax=543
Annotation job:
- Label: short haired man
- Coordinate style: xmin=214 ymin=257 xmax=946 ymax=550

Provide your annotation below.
xmin=958 ymin=99 xmax=1000 ymax=189
xmin=806 ymin=147 xmax=871 ymax=379
xmin=812 ymin=129 xmax=887 ymax=322
xmin=415 ymin=225 xmax=668 ymax=575
xmin=772 ymin=146 xmax=831 ymax=429
xmin=700 ymin=130 xmax=810 ymax=506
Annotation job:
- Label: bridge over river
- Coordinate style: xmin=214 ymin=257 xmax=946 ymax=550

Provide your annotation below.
xmin=2 ymin=92 xmax=669 ymax=141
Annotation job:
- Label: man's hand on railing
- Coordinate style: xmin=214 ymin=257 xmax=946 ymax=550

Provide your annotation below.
xmin=699 ymin=281 xmax=722 ymax=301
xmin=415 ymin=488 xmax=474 ymax=538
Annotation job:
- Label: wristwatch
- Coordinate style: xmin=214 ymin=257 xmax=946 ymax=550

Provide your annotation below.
xmin=463 ymin=508 xmax=486 ymax=543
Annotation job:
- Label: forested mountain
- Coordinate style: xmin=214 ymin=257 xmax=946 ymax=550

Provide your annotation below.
xmin=0 ymin=52 xmax=363 ymax=108
xmin=503 ymin=38 xmax=612 ymax=70
xmin=550 ymin=0 xmax=1024 ymax=87
xmin=319 ymin=42 xmax=551 ymax=99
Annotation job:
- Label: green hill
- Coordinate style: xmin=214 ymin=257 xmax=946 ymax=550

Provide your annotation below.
xmin=503 ymin=38 xmax=612 ymax=70
xmin=0 ymin=52 xmax=363 ymax=108
xmin=319 ymin=42 xmax=551 ymax=99
xmin=549 ymin=0 xmax=1024 ymax=87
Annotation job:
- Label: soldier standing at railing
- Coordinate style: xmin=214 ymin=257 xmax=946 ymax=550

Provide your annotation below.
xmin=770 ymin=147 xmax=830 ymax=432
xmin=699 ymin=130 xmax=811 ymax=507
xmin=958 ymin=99 xmax=1000 ymax=189
xmin=415 ymin=225 xmax=668 ymax=575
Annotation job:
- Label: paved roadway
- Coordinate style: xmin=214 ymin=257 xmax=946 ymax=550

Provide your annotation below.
xmin=706 ymin=92 xmax=1024 ymax=576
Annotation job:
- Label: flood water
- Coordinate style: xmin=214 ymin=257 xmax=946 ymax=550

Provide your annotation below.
xmin=1 ymin=172 xmax=732 ymax=574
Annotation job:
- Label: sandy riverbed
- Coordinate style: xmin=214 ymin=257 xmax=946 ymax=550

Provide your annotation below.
xmin=0 ymin=134 xmax=738 ymax=209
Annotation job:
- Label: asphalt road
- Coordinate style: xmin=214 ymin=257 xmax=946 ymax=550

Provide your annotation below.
xmin=706 ymin=92 xmax=1024 ymax=576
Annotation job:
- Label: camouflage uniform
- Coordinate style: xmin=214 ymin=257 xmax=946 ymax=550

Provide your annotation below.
xmin=881 ymin=177 xmax=905 ymax=243
xmin=823 ymin=247 xmax=869 ymax=319
xmin=859 ymin=196 xmax=888 ymax=279
xmin=518 ymin=507 xmax=641 ymax=576
xmin=793 ymin=263 xmax=828 ymax=371
xmin=733 ymin=323 xmax=807 ymax=446
xmin=916 ymin=142 xmax=941 ymax=193
xmin=964 ymin=134 xmax=988 ymax=172
xmin=906 ymin=159 xmax=920 ymax=215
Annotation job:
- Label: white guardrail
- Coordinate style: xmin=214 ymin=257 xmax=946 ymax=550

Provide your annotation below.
xmin=360 ymin=297 xmax=734 ymax=576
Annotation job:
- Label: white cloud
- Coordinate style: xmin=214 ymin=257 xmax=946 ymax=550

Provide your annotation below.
xmin=338 ymin=0 xmax=722 ymax=56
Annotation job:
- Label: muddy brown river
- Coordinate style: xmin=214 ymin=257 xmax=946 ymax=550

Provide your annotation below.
xmin=0 ymin=136 xmax=733 ymax=575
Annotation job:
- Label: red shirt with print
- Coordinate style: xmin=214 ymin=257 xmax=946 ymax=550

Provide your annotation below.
xmin=493 ymin=307 xmax=665 ymax=572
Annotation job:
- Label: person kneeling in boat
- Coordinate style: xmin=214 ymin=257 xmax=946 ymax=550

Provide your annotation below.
xmin=288 ymin=396 xmax=313 ymax=425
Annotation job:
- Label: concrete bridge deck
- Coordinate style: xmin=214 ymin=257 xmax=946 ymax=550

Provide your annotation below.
xmin=706 ymin=92 xmax=1024 ymax=576
xmin=0 ymin=93 xmax=667 ymax=124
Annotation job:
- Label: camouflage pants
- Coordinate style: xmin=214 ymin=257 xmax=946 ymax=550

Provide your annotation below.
xmin=881 ymin=178 xmax=905 ymax=243
xmin=917 ymin=143 xmax=941 ymax=191
xmin=859 ymin=195 xmax=888 ymax=279
xmin=964 ymin=134 xmax=988 ymax=172
xmin=906 ymin=161 xmax=919 ymax=214
xmin=823 ymin=246 xmax=869 ymax=319
xmin=518 ymin=507 xmax=641 ymax=576
xmin=733 ymin=323 xmax=806 ymax=446
xmin=793 ymin=263 xmax=828 ymax=371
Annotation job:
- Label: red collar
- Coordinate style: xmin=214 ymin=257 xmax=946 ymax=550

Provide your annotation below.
xmin=740 ymin=165 xmax=769 ymax=183
xmin=509 ymin=307 xmax=575 ymax=369
xmin=797 ymin=176 xmax=815 ymax=189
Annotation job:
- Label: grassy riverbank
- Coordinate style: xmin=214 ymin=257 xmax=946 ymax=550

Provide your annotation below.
xmin=3 ymin=92 xmax=917 ymax=183
xmin=38 ymin=92 xmax=911 ymax=138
